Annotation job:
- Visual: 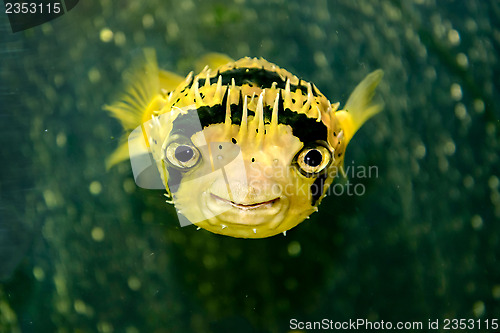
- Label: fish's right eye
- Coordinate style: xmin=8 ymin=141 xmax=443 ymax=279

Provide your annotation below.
xmin=165 ymin=142 xmax=200 ymax=169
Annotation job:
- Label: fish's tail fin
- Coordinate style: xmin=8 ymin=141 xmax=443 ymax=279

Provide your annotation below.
xmin=335 ymin=69 xmax=384 ymax=146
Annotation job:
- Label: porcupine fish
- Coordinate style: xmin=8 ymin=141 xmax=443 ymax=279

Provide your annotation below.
xmin=105 ymin=50 xmax=383 ymax=238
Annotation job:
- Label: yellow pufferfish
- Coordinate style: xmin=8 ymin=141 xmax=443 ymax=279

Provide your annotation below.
xmin=106 ymin=50 xmax=383 ymax=239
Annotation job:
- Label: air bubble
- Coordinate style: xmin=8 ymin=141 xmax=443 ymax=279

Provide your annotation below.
xmin=488 ymin=176 xmax=499 ymax=189
xmin=99 ymin=28 xmax=113 ymax=42
xmin=287 ymin=241 xmax=301 ymax=257
xmin=456 ymin=53 xmax=468 ymax=68
xmin=450 ymin=83 xmax=462 ymax=101
xmin=472 ymin=301 xmax=485 ymax=317
xmin=89 ymin=181 xmax=102 ymax=195
xmin=471 ymin=215 xmax=483 ymax=230
xmin=448 ymin=29 xmax=460 ymax=45
xmin=454 ymin=103 xmax=467 ymax=120
xmin=473 ymin=99 xmax=485 ymax=114
xmin=91 ymin=227 xmax=105 ymax=242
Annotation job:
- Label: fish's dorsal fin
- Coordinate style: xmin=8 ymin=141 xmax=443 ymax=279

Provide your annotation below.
xmin=194 ymin=53 xmax=234 ymax=73
xmin=335 ymin=69 xmax=384 ymax=146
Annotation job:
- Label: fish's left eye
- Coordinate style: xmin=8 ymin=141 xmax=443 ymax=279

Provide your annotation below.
xmin=295 ymin=145 xmax=331 ymax=175
xmin=165 ymin=142 xmax=200 ymax=169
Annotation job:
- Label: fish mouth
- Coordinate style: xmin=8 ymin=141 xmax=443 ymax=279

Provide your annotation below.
xmin=210 ymin=193 xmax=280 ymax=210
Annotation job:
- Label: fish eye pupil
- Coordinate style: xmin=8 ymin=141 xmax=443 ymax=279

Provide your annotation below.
xmin=175 ymin=145 xmax=194 ymax=162
xmin=304 ymin=149 xmax=322 ymax=167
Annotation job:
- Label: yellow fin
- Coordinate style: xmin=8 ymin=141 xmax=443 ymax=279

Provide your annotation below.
xmin=106 ymin=138 xmax=130 ymax=170
xmin=335 ymin=69 xmax=384 ymax=145
xmin=104 ymin=49 xmax=163 ymax=169
xmin=104 ymin=48 xmax=160 ymax=131
xmin=159 ymin=70 xmax=184 ymax=92
xmin=194 ymin=53 xmax=234 ymax=73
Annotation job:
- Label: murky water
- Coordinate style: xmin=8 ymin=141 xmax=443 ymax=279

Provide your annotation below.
xmin=1 ymin=1 xmax=499 ymax=332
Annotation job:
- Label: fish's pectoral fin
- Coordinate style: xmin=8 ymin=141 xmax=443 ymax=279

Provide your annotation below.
xmin=106 ymin=138 xmax=130 ymax=170
xmin=105 ymin=49 xmax=165 ymax=169
xmin=337 ymin=69 xmax=384 ymax=145
xmin=106 ymin=124 xmax=152 ymax=170
xmin=159 ymin=70 xmax=185 ymax=92
xmin=104 ymin=48 xmax=161 ymax=131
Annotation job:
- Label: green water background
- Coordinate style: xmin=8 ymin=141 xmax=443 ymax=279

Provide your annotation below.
xmin=0 ymin=0 xmax=499 ymax=332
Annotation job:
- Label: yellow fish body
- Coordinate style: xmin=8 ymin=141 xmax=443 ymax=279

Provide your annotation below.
xmin=106 ymin=50 xmax=383 ymax=238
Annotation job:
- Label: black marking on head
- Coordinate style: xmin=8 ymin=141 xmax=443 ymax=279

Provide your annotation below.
xmin=190 ymin=67 xmax=319 ymax=97
xmin=172 ymin=105 xmax=327 ymax=144
xmin=170 ymin=109 xmax=204 ymax=138
xmin=171 ymin=87 xmax=327 ymax=144
xmin=311 ymin=172 xmax=328 ymax=206
xmin=196 ymin=105 xmax=226 ymax=127
xmin=280 ymin=108 xmax=327 ymax=143
xmin=251 ymin=157 xmax=255 ymax=162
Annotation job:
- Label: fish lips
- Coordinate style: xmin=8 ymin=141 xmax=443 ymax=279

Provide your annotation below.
xmin=204 ymin=191 xmax=288 ymax=228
